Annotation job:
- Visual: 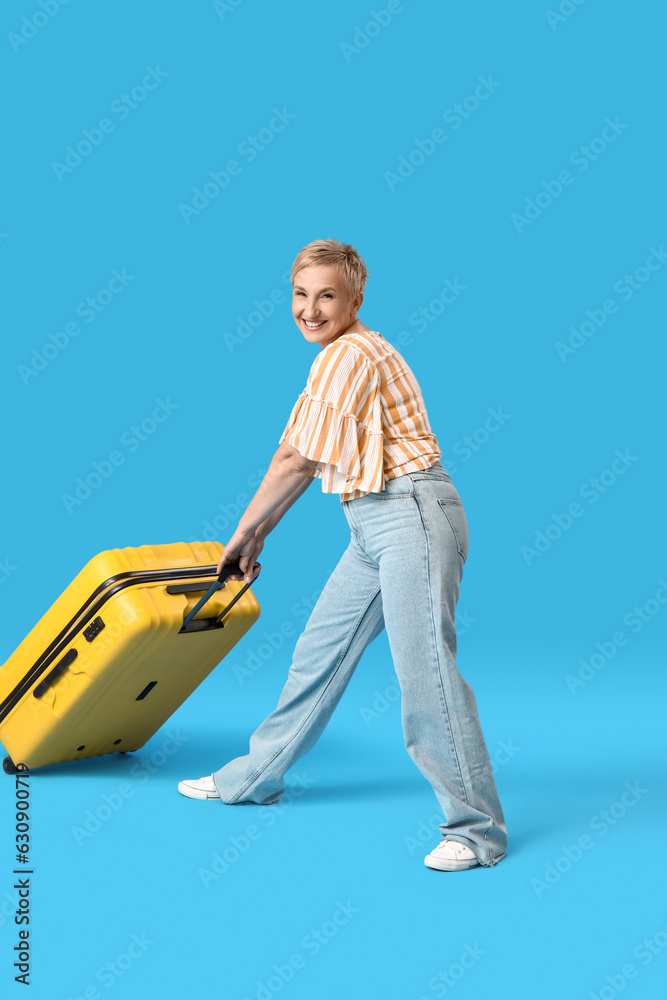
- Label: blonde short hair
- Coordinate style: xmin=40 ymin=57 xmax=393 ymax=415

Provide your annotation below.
xmin=290 ymin=239 xmax=369 ymax=300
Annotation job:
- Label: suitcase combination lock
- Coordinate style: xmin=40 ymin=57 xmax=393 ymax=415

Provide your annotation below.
xmin=83 ymin=616 xmax=105 ymax=642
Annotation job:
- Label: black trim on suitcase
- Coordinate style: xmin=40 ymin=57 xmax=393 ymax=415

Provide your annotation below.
xmin=22 ymin=564 xmax=220 ymax=685
xmin=0 ymin=563 xmax=252 ymax=724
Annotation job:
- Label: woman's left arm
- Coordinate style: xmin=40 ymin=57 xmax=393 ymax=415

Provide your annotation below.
xmin=217 ymin=442 xmax=318 ymax=581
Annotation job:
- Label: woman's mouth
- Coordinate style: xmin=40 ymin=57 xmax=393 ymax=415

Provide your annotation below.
xmin=303 ymin=320 xmax=327 ymax=330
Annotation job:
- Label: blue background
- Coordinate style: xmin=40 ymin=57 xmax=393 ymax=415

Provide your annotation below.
xmin=2 ymin=1 xmax=666 ymax=997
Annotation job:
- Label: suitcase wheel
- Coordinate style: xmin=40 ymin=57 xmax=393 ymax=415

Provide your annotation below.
xmin=3 ymin=756 xmax=19 ymax=775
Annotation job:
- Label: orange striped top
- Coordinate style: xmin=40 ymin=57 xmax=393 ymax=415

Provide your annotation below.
xmin=278 ymin=330 xmax=442 ymax=501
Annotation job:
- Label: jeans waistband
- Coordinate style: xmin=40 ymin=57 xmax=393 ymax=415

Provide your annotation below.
xmin=405 ymin=459 xmax=452 ymax=482
xmin=344 ymin=461 xmax=452 ymax=502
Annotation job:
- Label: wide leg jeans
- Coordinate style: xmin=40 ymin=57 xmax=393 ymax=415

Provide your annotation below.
xmin=212 ymin=460 xmax=508 ymax=867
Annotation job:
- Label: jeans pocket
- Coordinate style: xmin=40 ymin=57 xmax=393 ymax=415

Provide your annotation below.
xmin=437 ymin=498 xmax=469 ymax=563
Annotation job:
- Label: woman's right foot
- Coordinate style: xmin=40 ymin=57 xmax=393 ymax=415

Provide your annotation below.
xmin=424 ymin=839 xmax=479 ymax=871
xmin=177 ymin=775 xmax=221 ymax=800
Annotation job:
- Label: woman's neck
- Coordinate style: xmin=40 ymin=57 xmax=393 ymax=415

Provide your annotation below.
xmin=341 ymin=320 xmax=372 ymax=336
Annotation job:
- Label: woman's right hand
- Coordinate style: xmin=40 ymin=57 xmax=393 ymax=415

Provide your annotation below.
xmin=217 ymin=527 xmax=264 ymax=583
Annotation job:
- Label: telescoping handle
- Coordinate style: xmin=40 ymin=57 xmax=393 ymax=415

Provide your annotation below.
xmin=179 ymin=561 xmax=261 ymax=633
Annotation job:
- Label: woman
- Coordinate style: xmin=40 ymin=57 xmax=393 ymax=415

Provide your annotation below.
xmin=178 ymin=239 xmax=508 ymax=871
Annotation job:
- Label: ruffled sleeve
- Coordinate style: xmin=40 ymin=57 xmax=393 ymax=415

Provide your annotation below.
xmin=279 ymin=341 xmax=385 ymax=496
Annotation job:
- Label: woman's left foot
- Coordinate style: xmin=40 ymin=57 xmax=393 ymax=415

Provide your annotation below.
xmin=424 ymin=839 xmax=479 ymax=871
xmin=177 ymin=775 xmax=221 ymax=800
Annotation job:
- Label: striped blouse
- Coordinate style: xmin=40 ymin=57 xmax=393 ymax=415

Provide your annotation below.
xmin=278 ymin=330 xmax=442 ymax=501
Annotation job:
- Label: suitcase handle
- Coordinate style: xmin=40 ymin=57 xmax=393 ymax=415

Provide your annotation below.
xmin=33 ymin=648 xmax=78 ymax=699
xmin=179 ymin=560 xmax=260 ymax=634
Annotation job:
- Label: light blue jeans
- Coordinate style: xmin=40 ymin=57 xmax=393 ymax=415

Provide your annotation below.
xmin=213 ymin=460 xmax=508 ymax=867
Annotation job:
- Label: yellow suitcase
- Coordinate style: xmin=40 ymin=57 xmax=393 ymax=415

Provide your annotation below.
xmin=0 ymin=541 xmax=260 ymax=773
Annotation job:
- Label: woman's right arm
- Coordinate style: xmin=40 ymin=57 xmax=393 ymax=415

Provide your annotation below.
xmin=217 ymin=442 xmax=319 ymax=580
xmin=254 ymin=470 xmax=316 ymax=539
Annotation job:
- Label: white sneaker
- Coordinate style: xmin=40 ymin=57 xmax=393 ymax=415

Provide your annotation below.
xmin=177 ymin=775 xmax=221 ymax=800
xmin=424 ymin=839 xmax=480 ymax=871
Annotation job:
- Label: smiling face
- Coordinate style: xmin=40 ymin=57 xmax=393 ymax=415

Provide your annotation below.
xmin=291 ymin=264 xmax=364 ymax=349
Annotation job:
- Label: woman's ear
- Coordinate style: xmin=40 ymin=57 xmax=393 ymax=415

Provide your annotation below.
xmin=353 ymin=291 xmax=364 ymax=313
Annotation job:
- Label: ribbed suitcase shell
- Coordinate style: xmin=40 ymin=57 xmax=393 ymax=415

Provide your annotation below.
xmin=0 ymin=541 xmax=260 ymax=771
